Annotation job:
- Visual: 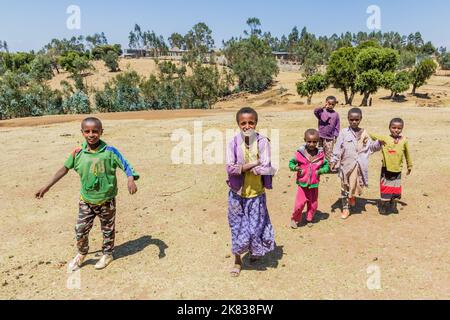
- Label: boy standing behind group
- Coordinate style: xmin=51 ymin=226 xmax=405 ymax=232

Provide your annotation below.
xmin=314 ymin=96 xmax=340 ymax=167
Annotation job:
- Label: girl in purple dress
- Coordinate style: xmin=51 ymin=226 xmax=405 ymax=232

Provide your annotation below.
xmin=226 ymin=107 xmax=277 ymax=277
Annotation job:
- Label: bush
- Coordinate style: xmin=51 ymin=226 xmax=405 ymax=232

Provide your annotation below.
xmin=63 ymin=91 xmax=91 ymax=114
xmin=30 ymin=55 xmax=54 ymax=82
xmin=95 ymin=71 xmax=146 ymax=112
xmin=103 ymin=51 xmax=119 ymax=72
xmin=382 ymin=71 xmax=411 ymax=98
xmin=439 ymin=53 xmax=450 ymax=70
xmin=0 ymin=71 xmax=62 ymax=119
xmin=91 ymin=44 xmax=122 ymax=60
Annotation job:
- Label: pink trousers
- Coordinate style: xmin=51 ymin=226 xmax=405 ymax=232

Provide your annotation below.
xmin=292 ymin=187 xmax=319 ymax=223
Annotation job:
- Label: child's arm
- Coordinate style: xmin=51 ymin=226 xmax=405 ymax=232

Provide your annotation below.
xmin=35 ymin=167 xmax=69 ymax=199
xmin=314 ymin=107 xmax=324 ymax=120
xmin=289 ymin=158 xmax=302 ymax=173
xmin=252 ymin=138 xmax=276 ymax=176
xmin=330 ymin=131 xmax=344 ymax=170
xmin=369 ymin=133 xmax=387 ymax=146
xmin=108 ymin=147 xmax=139 ymax=195
xmin=226 ymin=140 xmax=243 ymax=176
xmin=404 ymin=140 xmax=413 ymax=175
xmin=318 ymin=159 xmax=330 ymax=175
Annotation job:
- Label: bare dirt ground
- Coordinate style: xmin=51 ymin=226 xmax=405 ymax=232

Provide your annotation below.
xmin=1 ymin=72 xmax=449 ymax=300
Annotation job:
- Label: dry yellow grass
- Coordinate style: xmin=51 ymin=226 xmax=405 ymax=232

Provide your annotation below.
xmin=0 ymin=67 xmax=449 ymax=300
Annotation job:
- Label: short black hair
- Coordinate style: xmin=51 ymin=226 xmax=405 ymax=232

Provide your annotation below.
xmin=304 ymin=128 xmax=319 ymax=139
xmin=326 ymin=96 xmax=337 ymax=103
xmin=390 ymin=118 xmax=404 ymax=127
xmin=236 ymin=107 xmax=258 ymax=124
xmin=82 ymin=117 xmax=103 ymax=130
xmin=348 ymin=108 xmax=363 ymax=117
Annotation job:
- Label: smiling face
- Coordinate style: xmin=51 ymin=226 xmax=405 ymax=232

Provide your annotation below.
xmin=238 ymin=112 xmax=258 ymax=137
xmin=81 ymin=121 xmax=103 ymax=147
xmin=348 ymin=112 xmax=362 ymax=130
xmin=390 ymin=121 xmax=404 ymax=138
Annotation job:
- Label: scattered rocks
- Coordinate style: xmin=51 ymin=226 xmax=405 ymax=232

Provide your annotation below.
xmin=225 ymin=254 xmax=231 ymax=259
xmin=423 ymin=193 xmax=429 ymax=197
xmin=373 ymin=257 xmax=378 ymax=262
xmin=213 ymin=231 xmax=217 ymax=235
xmin=2 ymin=281 xmax=8 ymax=287
xmin=8 ymin=255 xmax=14 ymax=259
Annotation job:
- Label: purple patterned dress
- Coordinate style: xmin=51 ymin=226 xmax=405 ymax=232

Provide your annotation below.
xmin=226 ymin=133 xmax=276 ymax=257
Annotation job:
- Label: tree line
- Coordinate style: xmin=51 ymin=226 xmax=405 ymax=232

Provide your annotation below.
xmin=0 ymin=18 xmax=448 ymax=120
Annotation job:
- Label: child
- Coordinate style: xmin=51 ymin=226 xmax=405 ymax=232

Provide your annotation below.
xmin=35 ymin=117 xmax=139 ymax=271
xmin=289 ymin=129 xmax=330 ymax=229
xmin=314 ymin=96 xmax=340 ymax=165
xmin=226 ymin=107 xmax=277 ymax=277
xmin=331 ymin=108 xmax=382 ymax=220
xmin=370 ymin=118 xmax=413 ymax=214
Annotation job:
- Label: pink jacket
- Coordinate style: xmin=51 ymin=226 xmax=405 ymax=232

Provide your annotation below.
xmin=291 ymin=147 xmax=328 ymax=187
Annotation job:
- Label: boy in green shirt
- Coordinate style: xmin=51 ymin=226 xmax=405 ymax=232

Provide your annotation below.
xmin=35 ymin=117 xmax=139 ymax=271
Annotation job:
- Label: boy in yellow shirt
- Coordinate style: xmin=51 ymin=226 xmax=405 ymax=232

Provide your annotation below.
xmin=371 ymin=118 xmax=413 ymax=214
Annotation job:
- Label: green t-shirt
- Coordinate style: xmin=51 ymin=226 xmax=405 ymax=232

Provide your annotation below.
xmin=64 ymin=140 xmax=139 ymax=205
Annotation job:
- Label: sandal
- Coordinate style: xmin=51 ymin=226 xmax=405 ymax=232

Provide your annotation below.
xmin=230 ymin=264 xmax=242 ymax=277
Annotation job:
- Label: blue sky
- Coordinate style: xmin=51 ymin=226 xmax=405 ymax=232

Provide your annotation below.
xmin=1 ymin=0 xmax=449 ymax=52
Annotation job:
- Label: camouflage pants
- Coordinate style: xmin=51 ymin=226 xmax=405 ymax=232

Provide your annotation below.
xmin=76 ymin=199 xmax=116 ymax=255
xmin=319 ymin=138 xmax=336 ymax=163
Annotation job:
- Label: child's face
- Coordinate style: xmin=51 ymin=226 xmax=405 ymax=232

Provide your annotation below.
xmin=81 ymin=122 xmax=103 ymax=146
xmin=238 ymin=113 xmax=257 ymax=135
xmin=304 ymin=134 xmax=319 ymax=151
xmin=348 ymin=113 xmax=362 ymax=130
xmin=390 ymin=122 xmax=404 ymax=138
xmin=326 ymin=99 xmax=337 ymax=110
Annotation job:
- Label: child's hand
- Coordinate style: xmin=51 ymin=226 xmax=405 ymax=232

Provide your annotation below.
xmin=295 ymin=167 xmax=303 ymax=174
xmin=378 ymin=139 xmax=387 ymax=146
xmin=330 ymin=163 xmax=336 ymax=171
xmin=128 ymin=178 xmax=138 ymax=195
xmin=35 ymin=186 xmax=50 ymax=199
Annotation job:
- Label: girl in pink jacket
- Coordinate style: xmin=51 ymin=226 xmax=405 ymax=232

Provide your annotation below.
xmin=289 ymin=129 xmax=330 ymax=229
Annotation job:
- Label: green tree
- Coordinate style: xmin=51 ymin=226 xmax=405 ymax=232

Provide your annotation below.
xmin=103 ymin=51 xmax=119 ymax=72
xmin=382 ymin=71 xmax=411 ymax=98
xmin=30 ymin=54 xmax=54 ymax=82
xmin=439 ymin=52 xmax=450 ymax=70
xmin=245 ymin=17 xmax=262 ymax=37
xmin=224 ymin=35 xmax=278 ymax=93
xmin=296 ymin=74 xmax=328 ymax=105
xmin=355 ymin=47 xmax=399 ymax=106
xmin=95 ymin=70 xmax=145 ymax=112
xmin=399 ymin=50 xmax=417 ymax=69
xmin=326 ymin=47 xmax=359 ymax=105
xmin=355 ymin=69 xmax=384 ymax=106
xmin=410 ymin=58 xmax=437 ymax=95
xmin=92 ymin=44 xmax=122 ymax=60
xmin=184 ymin=22 xmax=215 ymax=65
xmin=168 ymin=33 xmax=186 ymax=49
